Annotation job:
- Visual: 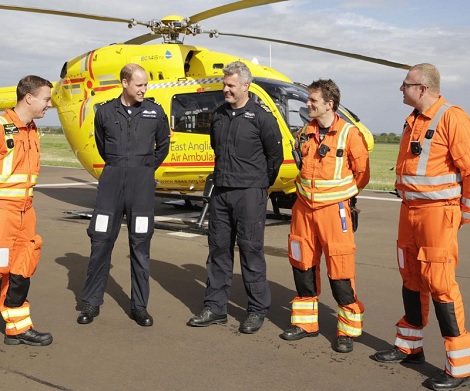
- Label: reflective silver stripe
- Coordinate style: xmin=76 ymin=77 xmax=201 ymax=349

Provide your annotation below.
xmin=292 ymin=301 xmax=317 ymax=310
xmin=416 ymin=103 xmax=452 ymax=176
xmin=295 ymin=181 xmax=311 ymax=200
xmin=462 ymin=196 xmax=470 ymax=207
xmin=338 ymin=307 xmax=364 ymax=322
xmin=397 ymin=327 xmax=424 ymax=338
xmin=299 ymin=176 xmax=312 ymax=187
xmin=395 ymin=337 xmax=423 ymax=350
xmin=12 ymin=317 xmax=33 ymax=330
xmin=0 ymin=116 xmax=14 ymax=177
xmin=397 ymin=173 xmax=461 ymax=186
xmin=0 ymin=188 xmax=28 ymax=197
xmin=337 ymin=322 xmax=362 ymax=336
xmin=447 ymin=347 xmax=470 ymax=359
xmin=445 ymin=360 xmax=470 ymax=377
xmin=315 ymin=175 xmax=354 ymax=188
xmin=462 ymin=212 xmax=470 ymax=220
xmin=333 ymin=124 xmax=352 ymax=179
xmin=403 ymin=186 xmax=462 ymax=201
xmin=0 ymin=174 xmax=28 ymax=183
xmin=1 ymin=306 xmax=30 ymax=318
xmin=291 ymin=315 xmax=318 ymax=323
xmin=313 ymin=185 xmax=358 ymax=201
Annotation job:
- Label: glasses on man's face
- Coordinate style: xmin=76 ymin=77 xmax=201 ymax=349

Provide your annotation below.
xmin=402 ymin=81 xmax=426 ymax=88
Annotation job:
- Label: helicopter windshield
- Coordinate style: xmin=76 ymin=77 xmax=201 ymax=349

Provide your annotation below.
xmin=252 ymin=78 xmax=361 ymax=134
xmin=252 ymin=78 xmax=308 ymax=134
xmin=170 ymin=78 xmax=361 ymax=135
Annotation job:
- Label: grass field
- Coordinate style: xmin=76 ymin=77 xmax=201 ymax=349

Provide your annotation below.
xmin=368 ymin=143 xmax=398 ymax=191
xmin=40 ymin=133 xmax=82 ymax=168
xmin=39 ymin=134 xmax=399 ymax=191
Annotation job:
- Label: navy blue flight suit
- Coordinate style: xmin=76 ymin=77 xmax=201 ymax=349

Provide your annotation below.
xmin=204 ymin=97 xmax=283 ymax=316
xmin=81 ymin=97 xmax=170 ymax=311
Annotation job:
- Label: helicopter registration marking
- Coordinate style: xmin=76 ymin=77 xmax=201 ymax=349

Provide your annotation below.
xmin=140 ymin=55 xmax=165 ymax=61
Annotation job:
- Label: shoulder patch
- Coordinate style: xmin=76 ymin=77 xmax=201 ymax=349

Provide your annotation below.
xmin=2 ymin=123 xmax=19 ymax=134
xmin=145 ymin=97 xmax=160 ymax=105
xmin=258 ymin=103 xmax=271 ymax=113
xmin=100 ymin=99 xmax=112 ymax=106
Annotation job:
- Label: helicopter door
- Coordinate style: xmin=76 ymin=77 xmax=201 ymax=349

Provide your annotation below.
xmin=160 ymin=91 xmax=225 ymax=191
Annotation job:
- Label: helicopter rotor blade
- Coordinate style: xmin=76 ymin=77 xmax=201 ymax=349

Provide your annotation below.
xmin=218 ymin=32 xmax=411 ymax=70
xmin=0 ymin=4 xmax=148 ymax=27
xmin=125 ymin=33 xmax=161 ymax=45
xmin=125 ymin=0 xmax=287 ymax=45
xmin=189 ymin=0 xmax=287 ymax=24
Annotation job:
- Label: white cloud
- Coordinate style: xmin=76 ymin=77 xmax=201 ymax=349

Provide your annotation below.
xmin=0 ymin=0 xmax=468 ymax=136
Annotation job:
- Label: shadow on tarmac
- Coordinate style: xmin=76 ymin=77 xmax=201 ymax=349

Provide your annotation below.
xmin=52 ymin=251 xmax=441 ymax=381
xmin=55 ymin=253 xmax=131 ymax=314
xmin=148 ymin=258 xmax=440 ymax=378
xmin=35 ymin=187 xmax=97 ymax=210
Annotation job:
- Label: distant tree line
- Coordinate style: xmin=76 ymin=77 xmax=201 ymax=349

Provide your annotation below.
xmin=373 ymin=132 xmax=400 ymax=144
xmin=38 ymin=126 xmax=63 ymax=135
xmin=38 ymin=126 xmax=402 ymax=144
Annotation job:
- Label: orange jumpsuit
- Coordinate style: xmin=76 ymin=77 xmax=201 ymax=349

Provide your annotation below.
xmin=394 ymin=96 xmax=470 ymax=378
xmin=287 ymin=114 xmax=370 ymax=337
xmin=0 ymin=108 xmax=42 ymax=337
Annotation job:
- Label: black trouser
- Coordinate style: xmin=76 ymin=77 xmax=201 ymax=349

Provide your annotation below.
xmin=81 ymin=165 xmax=155 ymax=310
xmin=204 ymin=186 xmax=270 ymax=315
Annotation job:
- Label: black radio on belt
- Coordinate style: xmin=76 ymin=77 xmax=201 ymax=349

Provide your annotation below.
xmin=410 ymin=140 xmax=421 ymax=155
xmin=318 ymin=144 xmax=330 ymax=157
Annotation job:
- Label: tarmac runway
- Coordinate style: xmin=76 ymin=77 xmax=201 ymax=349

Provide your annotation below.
xmin=2 ymin=166 xmax=470 ymax=391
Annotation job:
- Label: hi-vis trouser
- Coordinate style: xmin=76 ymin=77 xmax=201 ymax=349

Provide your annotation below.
xmin=0 ymin=207 xmax=42 ymax=336
xmin=395 ymin=203 xmax=470 ymax=378
xmin=287 ymin=200 xmax=364 ymax=337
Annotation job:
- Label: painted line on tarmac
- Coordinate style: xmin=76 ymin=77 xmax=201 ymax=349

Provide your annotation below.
xmin=36 ymin=181 xmax=98 ymax=188
xmin=358 ymin=195 xmax=401 ymax=202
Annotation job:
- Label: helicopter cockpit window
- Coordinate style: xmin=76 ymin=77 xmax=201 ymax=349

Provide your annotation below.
xmin=253 ymin=78 xmax=309 ymax=135
xmin=252 ymin=78 xmax=361 ymax=134
xmin=171 ymin=91 xmax=225 ymax=134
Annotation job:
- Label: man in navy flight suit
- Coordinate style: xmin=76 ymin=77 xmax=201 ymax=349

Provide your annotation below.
xmin=77 ymin=63 xmax=170 ymax=327
xmin=188 ymin=61 xmax=283 ymax=334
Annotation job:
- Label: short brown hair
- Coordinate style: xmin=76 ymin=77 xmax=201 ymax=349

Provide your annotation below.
xmin=17 ymin=75 xmax=53 ymax=101
xmin=307 ymin=79 xmax=341 ymax=111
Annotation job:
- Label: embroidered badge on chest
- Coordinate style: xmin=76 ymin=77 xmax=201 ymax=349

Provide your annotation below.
xmin=243 ymin=111 xmax=255 ymax=119
xmin=141 ymin=109 xmax=157 ymax=118
xmin=3 ymin=123 xmax=19 ymax=134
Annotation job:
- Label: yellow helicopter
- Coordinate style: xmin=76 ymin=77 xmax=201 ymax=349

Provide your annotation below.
xmin=0 ymin=1 xmax=410 ymax=222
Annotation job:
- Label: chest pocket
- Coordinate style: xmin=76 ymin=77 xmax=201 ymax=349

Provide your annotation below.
xmin=234 ymin=116 xmax=261 ymax=159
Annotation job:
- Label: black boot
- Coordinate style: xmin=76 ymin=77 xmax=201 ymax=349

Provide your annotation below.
xmin=4 ymin=328 xmax=53 ymax=346
xmin=77 ymin=304 xmax=100 ymax=324
xmin=428 ymin=371 xmax=470 ymax=391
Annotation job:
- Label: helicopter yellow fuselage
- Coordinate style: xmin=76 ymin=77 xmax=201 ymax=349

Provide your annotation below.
xmin=0 ymin=43 xmax=373 ymax=197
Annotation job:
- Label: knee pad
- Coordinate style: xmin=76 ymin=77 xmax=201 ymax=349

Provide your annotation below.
xmin=329 ymin=279 xmax=355 ymax=306
xmin=4 ymin=274 xmax=30 ymax=307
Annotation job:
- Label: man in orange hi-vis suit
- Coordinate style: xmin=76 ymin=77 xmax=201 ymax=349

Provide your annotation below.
xmin=281 ymin=79 xmax=370 ymax=353
xmin=0 ymin=75 xmax=53 ymax=346
xmin=374 ymin=63 xmax=470 ymax=391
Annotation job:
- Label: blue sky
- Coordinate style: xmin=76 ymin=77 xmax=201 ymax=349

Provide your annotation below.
xmin=0 ymin=0 xmax=469 ymax=135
